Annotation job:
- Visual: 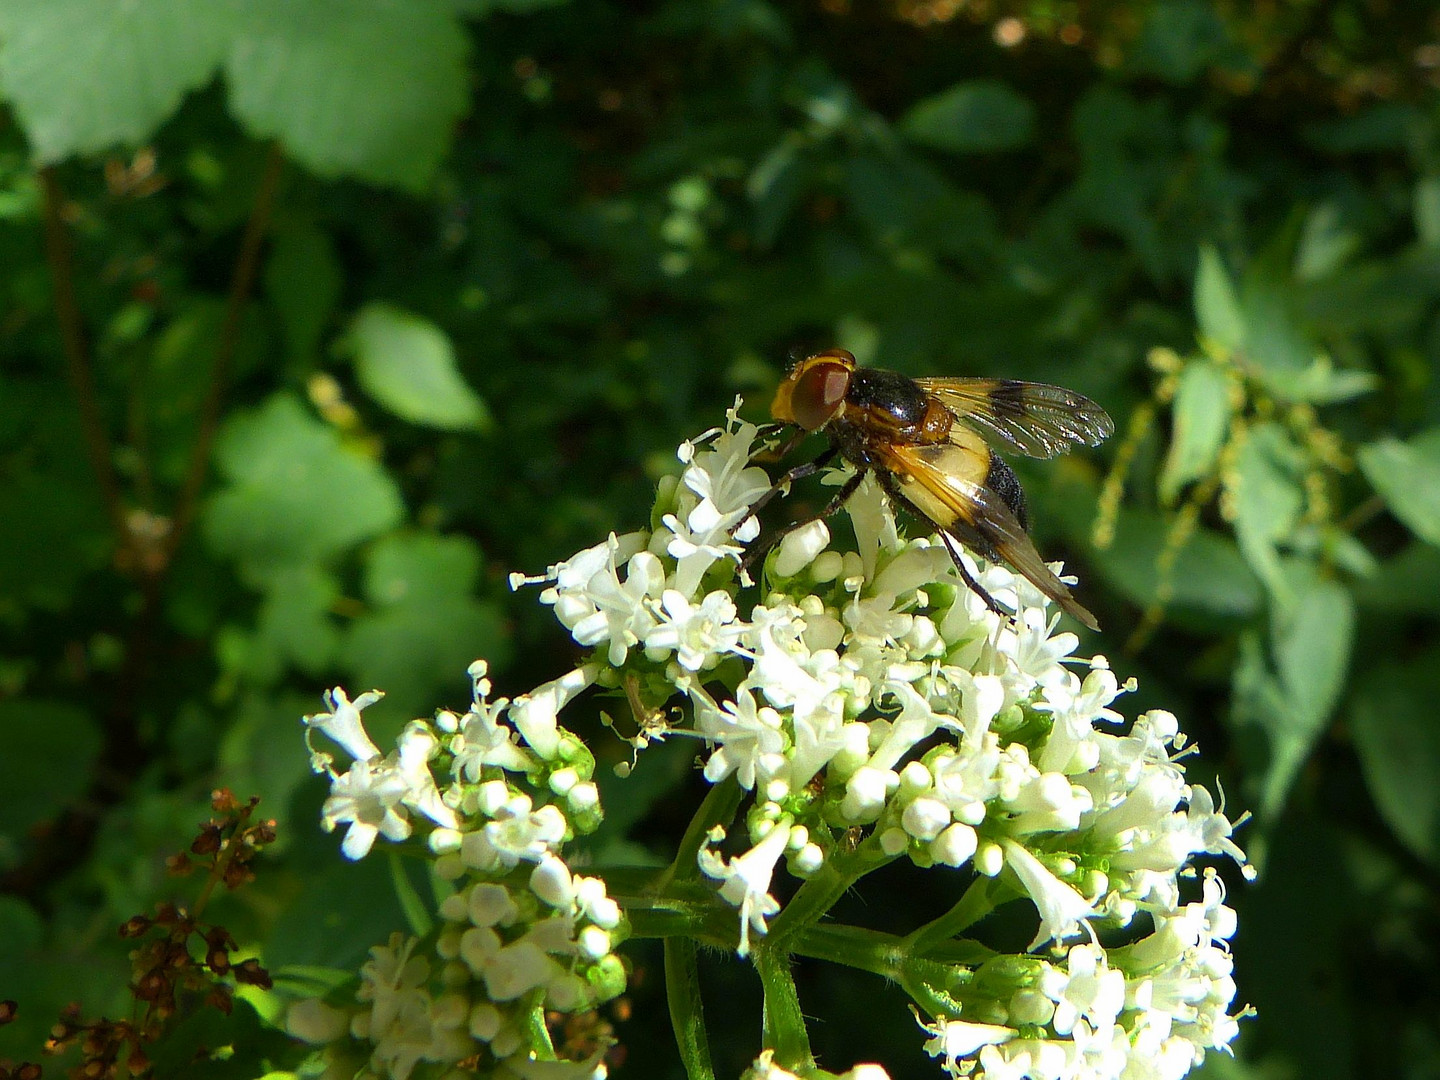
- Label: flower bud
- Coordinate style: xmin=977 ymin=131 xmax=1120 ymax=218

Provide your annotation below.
xmin=931 ymin=823 xmax=978 ymax=868
xmin=775 ymin=520 xmax=830 ymax=577
xmin=976 ymin=841 xmax=1004 ymax=877
xmin=286 ymin=999 xmax=349 ymax=1044
xmin=902 ymin=797 xmax=951 ymax=841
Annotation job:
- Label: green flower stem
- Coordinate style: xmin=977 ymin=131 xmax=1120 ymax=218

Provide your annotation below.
xmin=665 ymin=937 xmax=716 ymax=1080
xmin=764 ymin=840 xmax=898 ymax=948
xmin=790 ymin=923 xmax=908 ymax=977
xmin=791 ymin=924 xmax=991 ymax=1018
xmin=517 ymin=990 xmax=557 ymax=1060
xmin=601 ymin=866 xmax=739 ymax=948
xmin=753 ymin=941 xmax=813 ymax=1073
xmin=904 ymin=876 xmax=1006 ymax=954
xmin=659 ymin=775 xmax=744 ymax=891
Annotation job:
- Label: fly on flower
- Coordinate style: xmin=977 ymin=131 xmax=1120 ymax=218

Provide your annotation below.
xmin=746 ymin=349 xmax=1114 ymax=630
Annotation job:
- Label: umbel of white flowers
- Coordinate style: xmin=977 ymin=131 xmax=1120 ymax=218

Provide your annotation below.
xmin=292 ymin=400 xmax=1253 ymax=1080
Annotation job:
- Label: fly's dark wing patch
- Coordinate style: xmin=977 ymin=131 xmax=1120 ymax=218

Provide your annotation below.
xmin=915 ymin=377 xmax=1114 ymax=459
xmin=884 ymin=438 xmax=1100 ymax=629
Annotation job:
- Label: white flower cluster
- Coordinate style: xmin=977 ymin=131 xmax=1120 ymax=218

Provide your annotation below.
xmin=291 ymin=662 xmax=624 ymax=1080
xmin=513 ymin=402 xmax=1252 ymax=1080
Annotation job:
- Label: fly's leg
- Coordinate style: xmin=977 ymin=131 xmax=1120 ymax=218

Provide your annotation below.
xmin=729 ymin=445 xmax=839 ymax=540
xmin=739 ymin=465 xmax=867 ymax=574
xmin=752 ymin=423 xmax=800 ymax=458
xmin=937 ymin=531 xmax=1015 ymax=624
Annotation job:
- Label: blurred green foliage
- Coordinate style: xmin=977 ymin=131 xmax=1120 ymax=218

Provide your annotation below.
xmin=0 ymin=1 xmax=1438 ymax=1077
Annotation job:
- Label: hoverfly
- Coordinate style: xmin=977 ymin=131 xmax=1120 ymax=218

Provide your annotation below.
xmin=745 ymin=349 xmax=1113 ymax=630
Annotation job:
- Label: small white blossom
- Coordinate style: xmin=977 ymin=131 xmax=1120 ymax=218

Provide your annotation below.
xmin=698 ymin=819 xmax=795 ymax=955
xmin=693 ymin=684 xmax=787 ymax=790
xmin=305 ymin=687 xmax=383 ymax=764
xmin=321 ymin=757 xmax=415 ymax=859
xmin=645 ymin=588 xmax=744 ymax=671
xmin=508 ymin=665 xmax=598 ymax=760
xmin=914 ymin=1010 xmax=1016 ymax=1079
xmin=1001 ymin=838 xmax=1096 ymax=950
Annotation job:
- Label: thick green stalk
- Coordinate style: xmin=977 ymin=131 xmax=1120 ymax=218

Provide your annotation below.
xmin=754 ymin=942 xmax=813 ymax=1073
xmin=764 ymin=839 xmax=898 ymax=949
xmin=904 ymin=876 xmax=1005 ymax=953
xmin=666 ymin=937 xmax=716 ymax=1080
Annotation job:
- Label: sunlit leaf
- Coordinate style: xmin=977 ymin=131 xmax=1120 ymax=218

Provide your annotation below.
xmin=1295 ymin=202 xmax=1361 ymax=281
xmin=1158 ymin=358 xmax=1232 ymax=504
xmin=343 ymin=303 xmax=491 ymax=432
xmin=363 ymin=532 xmax=481 ymax=608
xmin=340 ymin=532 xmax=509 ymax=722
xmin=225 ymin=0 xmax=469 ymax=191
xmin=1194 ymin=245 xmax=1245 ymax=352
xmin=1230 ymin=422 xmax=1304 ymax=601
xmin=0 ymin=0 xmax=233 ymax=161
xmin=203 ymin=393 xmax=405 ymax=582
xmin=341 ymin=598 xmax=509 ymax=724
xmin=254 ymin=565 xmax=342 ymax=678
xmin=1357 ymin=428 xmax=1440 ymax=546
xmin=1233 ymin=565 xmax=1354 ymax=822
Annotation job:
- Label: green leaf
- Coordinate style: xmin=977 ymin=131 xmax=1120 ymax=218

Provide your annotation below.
xmin=389 ymin=851 xmax=435 ymax=937
xmin=1270 ymin=357 xmax=1378 ymax=405
xmin=265 ymin=224 xmax=343 ymax=366
xmin=0 ymin=699 xmax=101 ymax=837
xmin=899 ymin=80 xmax=1035 ymax=154
xmin=255 ymin=565 xmax=342 ymax=678
xmin=1234 ymin=565 xmax=1353 ymax=821
xmin=341 ymin=597 xmax=510 ymax=729
xmin=1351 ymin=650 xmax=1440 ymax=866
xmin=1303 ymin=102 xmax=1425 ymax=154
xmin=1194 ymin=245 xmax=1245 ymax=352
xmin=1126 ymin=0 xmax=1229 ymax=84
xmin=149 ymin=999 xmax=289 ymax=1080
xmin=203 ymin=393 xmax=405 ymax=583
xmin=341 ymin=532 xmax=509 ymax=721
xmin=451 ymin=0 xmax=571 ymax=12
xmin=1294 ymin=202 xmax=1361 ymax=281
xmin=1230 ymin=422 xmax=1304 ymax=601
xmin=1091 ymin=512 xmax=1262 ymax=621
xmin=1240 ymin=255 xmax=1317 ymax=390
xmin=1158 ymin=358 xmax=1232 ymax=504
xmin=343 ymin=303 xmax=491 ymax=432
xmin=0 ymin=453 xmax=110 ymax=611
xmin=1270 ymin=569 xmax=1353 ymax=748
xmin=225 ymin=0 xmax=470 ymax=191
xmin=268 ymin=857 xmax=414 ymax=969
xmin=217 ymin=691 xmax=319 ymax=831
xmin=748 ymin=136 xmax=807 ymax=250
xmin=1356 ymin=428 xmax=1440 ymax=546
xmin=0 ymin=0 xmax=232 ymax=162
xmin=363 ymin=532 xmax=482 ymax=608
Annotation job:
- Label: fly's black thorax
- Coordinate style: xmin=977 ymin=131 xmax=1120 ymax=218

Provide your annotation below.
xmin=826 ymin=367 xmax=930 ymax=469
xmin=845 ymin=367 xmax=929 ymax=424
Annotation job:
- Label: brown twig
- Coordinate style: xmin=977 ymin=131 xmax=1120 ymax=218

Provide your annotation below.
xmin=163 ymin=142 xmax=286 ymax=562
xmin=39 ymin=166 xmax=130 ymax=549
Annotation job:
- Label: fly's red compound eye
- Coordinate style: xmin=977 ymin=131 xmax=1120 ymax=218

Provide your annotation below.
xmin=773 ymin=351 xmax=855 ymax=431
